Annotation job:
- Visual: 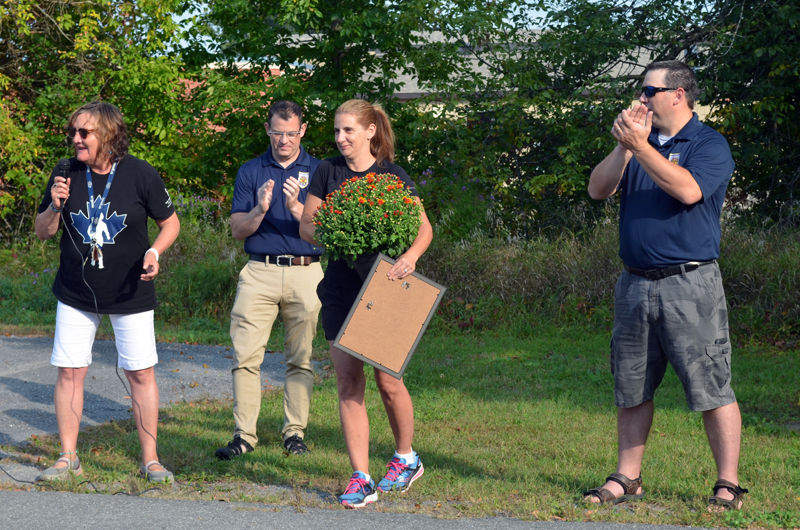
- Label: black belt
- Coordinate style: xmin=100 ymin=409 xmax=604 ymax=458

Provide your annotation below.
xmin=249 ymin=254 xmax=320 ymax=266
xmin=625 ymin=260 xmax=716 ymax=280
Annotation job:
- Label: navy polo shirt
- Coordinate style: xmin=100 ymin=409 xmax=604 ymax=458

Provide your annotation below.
xmin=231 ymin=146 xmax=323 ymax=256
xmin=618 ymin=113 xmax=735 ymax=269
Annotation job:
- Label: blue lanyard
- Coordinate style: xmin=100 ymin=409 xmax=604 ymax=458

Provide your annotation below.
xmin=85 ymin=158 xmax=119 ymax=229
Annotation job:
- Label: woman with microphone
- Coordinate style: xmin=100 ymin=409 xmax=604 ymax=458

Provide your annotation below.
xmin=34 ymin=101 xmax=180 ymax=482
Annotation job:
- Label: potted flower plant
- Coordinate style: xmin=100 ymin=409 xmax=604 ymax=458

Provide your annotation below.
xmin=313 ymin=173 xmax=422 ymax=277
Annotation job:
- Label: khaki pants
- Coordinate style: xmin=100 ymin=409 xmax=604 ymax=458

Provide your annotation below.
xmin=230 ymin=260 xmax=323 ymax=447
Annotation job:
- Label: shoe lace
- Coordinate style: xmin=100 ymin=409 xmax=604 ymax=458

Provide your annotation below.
xmin=344 ymin=476 xmax=369 ymax=494
xmin=383 ymin=458 xmax=407 ymax=482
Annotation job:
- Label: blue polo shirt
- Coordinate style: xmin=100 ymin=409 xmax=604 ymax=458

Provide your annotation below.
xmin=231 ymin=146 xmax=323 ymax=256
xmin=618 ymin=113 xmax=735 ymax=269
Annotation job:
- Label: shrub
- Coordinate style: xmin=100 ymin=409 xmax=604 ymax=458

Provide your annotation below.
xmin=172 ymin=192 xmax=225 ymax=227
xmin=153 ymin=217 xmax=244 ymax=325
xmin=720 ymin=226 xmax=800 ymax=340
xmin=3 ymin=212 xmax=799 ymax=344
xmin=418 ymin=220 xmax=800 ymax=340
xmin=419 ymin=219 xmax=621 ymax=307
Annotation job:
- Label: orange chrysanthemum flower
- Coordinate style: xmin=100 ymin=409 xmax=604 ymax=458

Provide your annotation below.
xmin=312 ymin=172 xmax=422 ymax=263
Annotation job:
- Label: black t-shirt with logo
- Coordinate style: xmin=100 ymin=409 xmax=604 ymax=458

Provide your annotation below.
xmin=37 ymin=155 xmax=175 ymax=314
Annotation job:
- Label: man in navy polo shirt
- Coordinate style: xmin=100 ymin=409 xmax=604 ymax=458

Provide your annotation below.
xmin=216 ymin=101 xmax=323 ymax=459
xmin=585 ymin=61 xmax=746 ymax=511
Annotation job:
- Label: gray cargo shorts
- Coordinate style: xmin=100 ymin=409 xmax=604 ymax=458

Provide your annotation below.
xmin=610 ymin=262 xmax=737 ymax=411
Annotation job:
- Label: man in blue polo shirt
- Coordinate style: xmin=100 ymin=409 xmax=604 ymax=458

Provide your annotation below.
xmin=216 ymin=101 xmax=323 ymax=459
xmin=585 ymin=61 xmax=746 ymax=511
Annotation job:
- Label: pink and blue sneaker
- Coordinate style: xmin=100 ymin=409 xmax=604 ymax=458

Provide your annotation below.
xmin=376 ymin=452 xmax=424 ymax=493
xmin=339 ymin=471 xmax=378 ymax=508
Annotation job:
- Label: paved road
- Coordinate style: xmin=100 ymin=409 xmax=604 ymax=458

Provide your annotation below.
xmin=0 ymin=490 xmax=702 ymax=530
xmin=0 ymin=335 xmax=289 ymax=446
xmin=0 ymin=334 xmax=301 ymax=485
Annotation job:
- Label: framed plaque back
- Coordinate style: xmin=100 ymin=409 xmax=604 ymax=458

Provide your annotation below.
xmin=333 ymin=253 xmax=446 ymax=379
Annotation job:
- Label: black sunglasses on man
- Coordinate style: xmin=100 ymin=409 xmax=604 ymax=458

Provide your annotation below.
xmin=639 ymin=86 xmax=679 ymax=98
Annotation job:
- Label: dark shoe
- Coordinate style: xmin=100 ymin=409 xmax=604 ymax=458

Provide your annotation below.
xmin=584 ymin=472 xmax=645 ymax=505
xmin=283 ymin=434 xmax=309 ymax=455
xmin=709 ymin=480 xmax=748 ymax=511
xmin=215 ymin=434 xmax=253 ymax=460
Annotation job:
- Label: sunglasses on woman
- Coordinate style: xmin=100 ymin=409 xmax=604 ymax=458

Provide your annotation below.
xmin=639 ymin=86 xmax=679 ymax=98
xmin=66 ymin=127 xmax=95 ymax=139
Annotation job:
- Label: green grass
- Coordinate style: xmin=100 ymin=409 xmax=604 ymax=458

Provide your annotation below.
xmin=2 ymin=217 xmax=799 ymax=526
xmin=9 ymin=323 xmax=800 ymax=528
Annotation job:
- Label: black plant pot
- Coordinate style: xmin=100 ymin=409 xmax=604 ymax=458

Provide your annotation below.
xmin=349 ymin=252 xmax=381 ymax=281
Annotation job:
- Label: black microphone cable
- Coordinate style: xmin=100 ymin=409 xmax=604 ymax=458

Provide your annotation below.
xmin=58 ymin=158 xmax=182 ymax=490
xmin=0 ymin=159 xmax=182 ymax=495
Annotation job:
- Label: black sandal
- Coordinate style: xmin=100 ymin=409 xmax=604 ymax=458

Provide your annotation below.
xmin=709 ymin=479 xmax=748 ymax=511
xmin=584 ymin=472 xmax=645 ymax=505
xmin=214 ymin=434 xmax=253 ymax=460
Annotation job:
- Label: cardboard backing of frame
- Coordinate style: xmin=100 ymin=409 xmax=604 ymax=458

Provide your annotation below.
xmin=337 ymin=259 xmax=442 ymax=374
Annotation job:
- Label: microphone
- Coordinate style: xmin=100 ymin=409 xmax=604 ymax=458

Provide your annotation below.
xmin=57 ymin=158 xmax=70 ymax=175
xmin=55 ymin=159 xmax=70 ymax=210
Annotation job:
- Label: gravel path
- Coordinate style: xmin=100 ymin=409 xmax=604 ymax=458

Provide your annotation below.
xmin=0 ymin=335 xmax=292 ymax=446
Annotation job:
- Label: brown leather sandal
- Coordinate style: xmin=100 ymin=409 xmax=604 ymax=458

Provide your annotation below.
xmin=709 ymin=480 xmax=748 ymax=510
xmin=584 ymin=472 xmax=645 ymax=505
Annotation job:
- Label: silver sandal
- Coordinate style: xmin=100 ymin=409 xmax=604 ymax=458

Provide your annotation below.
xmin=41 ymin=451 xmax=82 ymax=481
xmin=140 ymin=460 xmax=174 ymax=483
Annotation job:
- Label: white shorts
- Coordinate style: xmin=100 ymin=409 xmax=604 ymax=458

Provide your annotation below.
xmin=51 ymin=302 xmax=158 ymax=371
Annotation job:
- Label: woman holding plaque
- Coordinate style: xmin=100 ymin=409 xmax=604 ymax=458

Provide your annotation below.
xmin=300 ymin=99 xmax=432 ymax=508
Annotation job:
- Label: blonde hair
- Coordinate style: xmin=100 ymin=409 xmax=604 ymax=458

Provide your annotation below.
xmin=335 ymin=99 xmax=395 ymax=168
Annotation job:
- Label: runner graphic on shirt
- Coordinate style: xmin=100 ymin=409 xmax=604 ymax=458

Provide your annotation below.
xmin=86 ymin=213 xmax=111 ymax=268
xmin=70 ymin=196 xmax=127 ymax=269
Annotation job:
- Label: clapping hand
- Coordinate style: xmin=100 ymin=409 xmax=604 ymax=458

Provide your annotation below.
xmin=257 ymin=180 xmax=275 ymax=214
xmin=612 ymin=104 xmax=652 ymax=152
xmin=283 ymin=177 xmax=301 ymax=210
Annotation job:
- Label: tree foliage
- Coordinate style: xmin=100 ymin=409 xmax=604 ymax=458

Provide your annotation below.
xmin=700 ymin=0 xmax=800 ymax=224
xmin=1 ymin=0 xmax=797 ymax=241
xmin=179 ymin=0 xmax=431 ymax=196
xmin=0 ymin=0 xmax=204 ymax=239
xmin=398 ymin=0 xmax=799 ymax=236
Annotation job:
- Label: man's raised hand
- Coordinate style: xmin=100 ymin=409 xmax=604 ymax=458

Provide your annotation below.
xmin=613 ymin=105 xmax=652 ymax=152
xmin=283 ymin=177 xmax=301 ymax=210
xmin=257 ymin=180 xmax=275 ymax=214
